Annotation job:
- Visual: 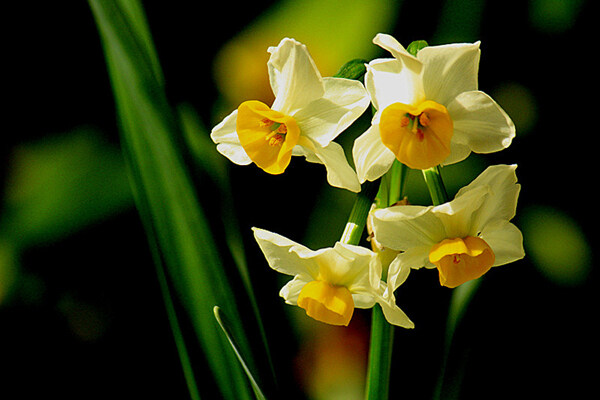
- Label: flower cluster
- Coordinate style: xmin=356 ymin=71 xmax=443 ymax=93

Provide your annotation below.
xmin=211 ymin=35 xmax=524 ymax=328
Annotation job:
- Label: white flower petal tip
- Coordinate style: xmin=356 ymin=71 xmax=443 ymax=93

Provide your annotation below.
xmin=380 ymin=302 xmax=415 ymax=329
xmin=298 ymin=137 xmax=361 ymax=192
xmin=352 ymin=125 xmax=396 ymax=183
xmin=372 ymin=33 xmax=422 ymax=73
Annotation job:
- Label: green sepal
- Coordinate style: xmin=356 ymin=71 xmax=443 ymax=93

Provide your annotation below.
xmin=407 ymin=40 xmax=429 ymax=56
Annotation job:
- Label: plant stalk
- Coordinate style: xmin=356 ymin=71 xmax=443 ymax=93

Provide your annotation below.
xmin=422 ymin=166 xmax=449 ymax=205
xmin=365 ymin=161 xmax=408 ymax=400
xmin=340 ymin=180 xmax=380 ymax=246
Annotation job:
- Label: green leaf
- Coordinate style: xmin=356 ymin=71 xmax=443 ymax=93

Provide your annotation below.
xmin=334 ymin=59 xmax=368 ymax=80
xmin=88 ymin=1 xmax=259 ymax=399
xmin=434 ymin=279 xmax=481 ymax=400
xmin=214 ymin=306 xmax=267 ymax=400
xmin=0 ymin=129 xmax=132 ymax=248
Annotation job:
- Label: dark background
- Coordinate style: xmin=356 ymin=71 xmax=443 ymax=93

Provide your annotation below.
xmin=2 ymin=1 xmax=596 ymax=399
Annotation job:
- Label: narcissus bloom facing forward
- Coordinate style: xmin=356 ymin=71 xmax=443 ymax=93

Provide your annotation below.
xmin=371 ymin=165 xmax=525 ymax=288
xmin=353 ymin=33 xmax=515 ymax=182
xmin=253 ymin=228 xmax=414 ymax=328
xmin=211 ymin=38 xmax=370 ymax=192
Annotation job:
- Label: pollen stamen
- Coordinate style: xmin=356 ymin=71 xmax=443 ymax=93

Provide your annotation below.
xmin=264 ymin=130 xmax=285 ymax=146
xmin=259 ymin=118 xmax=274 ymax=128
xmin=276 ymin=123 xmax=288 ymax=134
xmin=263 ymin=122 xmax=288 ymax=146
xmin=400 ymin=115 xmax=411 ymax=127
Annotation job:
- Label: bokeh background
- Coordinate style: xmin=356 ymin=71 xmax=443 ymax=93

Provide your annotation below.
xmin=2 ymin=0 xmax=596 ymax=399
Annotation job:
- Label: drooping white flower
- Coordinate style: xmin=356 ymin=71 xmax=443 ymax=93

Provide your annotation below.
xmin=211 ymin=38 xmax=370 ymax=192
xmin=371 ymin=164 xmax=525 ymax=288
xmin=252 ymin=227 xmax=413 ymax=328
xmin=353 ymin=33 xmax=515 ymax=182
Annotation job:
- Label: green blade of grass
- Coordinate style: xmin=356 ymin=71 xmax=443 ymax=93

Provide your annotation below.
xmin=214 ymin=306 xmax=267 ymax=400
xmin=88 ymin=1 xmax=258 ymax=399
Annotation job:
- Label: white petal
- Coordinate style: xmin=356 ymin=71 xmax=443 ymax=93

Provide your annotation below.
xmin=372 ymin=33 xmax=423 ymax=75
xmin=279 ymin=275 xmax=311 ymax=305
xmin=297 ymin=137 xmax=361 ymax=192
xmin=386 ymin=254 xmax=416 ymax=294
xmin=379 ymin=300 xmax=414 ymax=328
xmin=292 ymin=144 xmax=319 ymax=163
xmin=479 ymin=219 xmax=525 ymax=266
xmin=419 ymin=42 xmax=481 ymax=106
xmin=365 ymin=58 xmax=424 ymax=110
xmin=252 ymin=227 xmax=319 ymax=278
xmin=267 ymin=38 xmax=324 ymax=115
xmin=349 ymin=278 xmax=383 ymax=309
xmin=447 ymin=91 xmax=516 ymax=154
xmin=352 ymin=291 xmax=377 ymax=309
xmin=352 ymin=124 xmax=396 ymax=183
xmin=309 ymin=243 xmax=373 ymax=289
xmin=210 ymin=109 xmax=252 ymax=165
xmin=371 ymin=205 xmax=443 ymax=250
xmin=432 ymin=185 xmax=490 ymax=238
xmin=374 ymin=280 xmax=415 ymax=329
xmin=214 ymin=143 xmax=252 ymax=165
xmin=293 ymin=77 xmax=370 ymax=147
xmin=332 ymin=242 xmax=375 ymax=284
xmin=456 ymin=164 xmax=520 ymax=231
xmin=442 ymin=140 xmax=472 ymax=166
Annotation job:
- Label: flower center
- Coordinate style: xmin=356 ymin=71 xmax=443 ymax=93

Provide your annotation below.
xmin=379 ymin=100 xmax=453 ymax=170
xmin=261 ymin=119 xmax=288 ymax=147
xmin=297 ymin=280 xmax=354 ymax=326
xmin=428 ymin=236 xmax=495 ymax=288
xmin=236 ymin=100 xmax=300 ymax=175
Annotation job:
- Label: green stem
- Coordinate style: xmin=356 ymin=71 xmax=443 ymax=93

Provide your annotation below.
xmin=365 ymin=305 xmax=394 ymax=400
xmin=388 ymin=160 xmax=409 ymax=207
xmin=340 ymin=180 xmax=380 ymax=246
xmin=422 ymin=165 xmax=449 ymax=205
xmin=365 ymin=161 xmax=409 ymax=400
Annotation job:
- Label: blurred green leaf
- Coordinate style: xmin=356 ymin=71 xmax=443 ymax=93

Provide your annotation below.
xmin=88 ymin=1 xmax=262 ymax=398
xmin=529 ymin=0 xmax=584 ymax=34
xmin=434 ymin=279 xmax=481 ymax=400
xmin=0 ymin=240 xmax=17 ymax=304
xmin=521 ymin=205 xmax=591 ymax=286
xmin=433 ymin=0 xmax=485 ymax=43
xmin=0 ymin=128 xmax=132 ymax=248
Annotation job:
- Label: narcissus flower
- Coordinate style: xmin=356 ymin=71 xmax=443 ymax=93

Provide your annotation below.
xmin=371 ymin=165 xmax=525 ymax=288
xmin=353 ymin=33 xmax=515 ymax=182
xmin=211 ymin=38 xmax=370 ymax=192
xmin=252 ymin=228 xmax=413 ymax=328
